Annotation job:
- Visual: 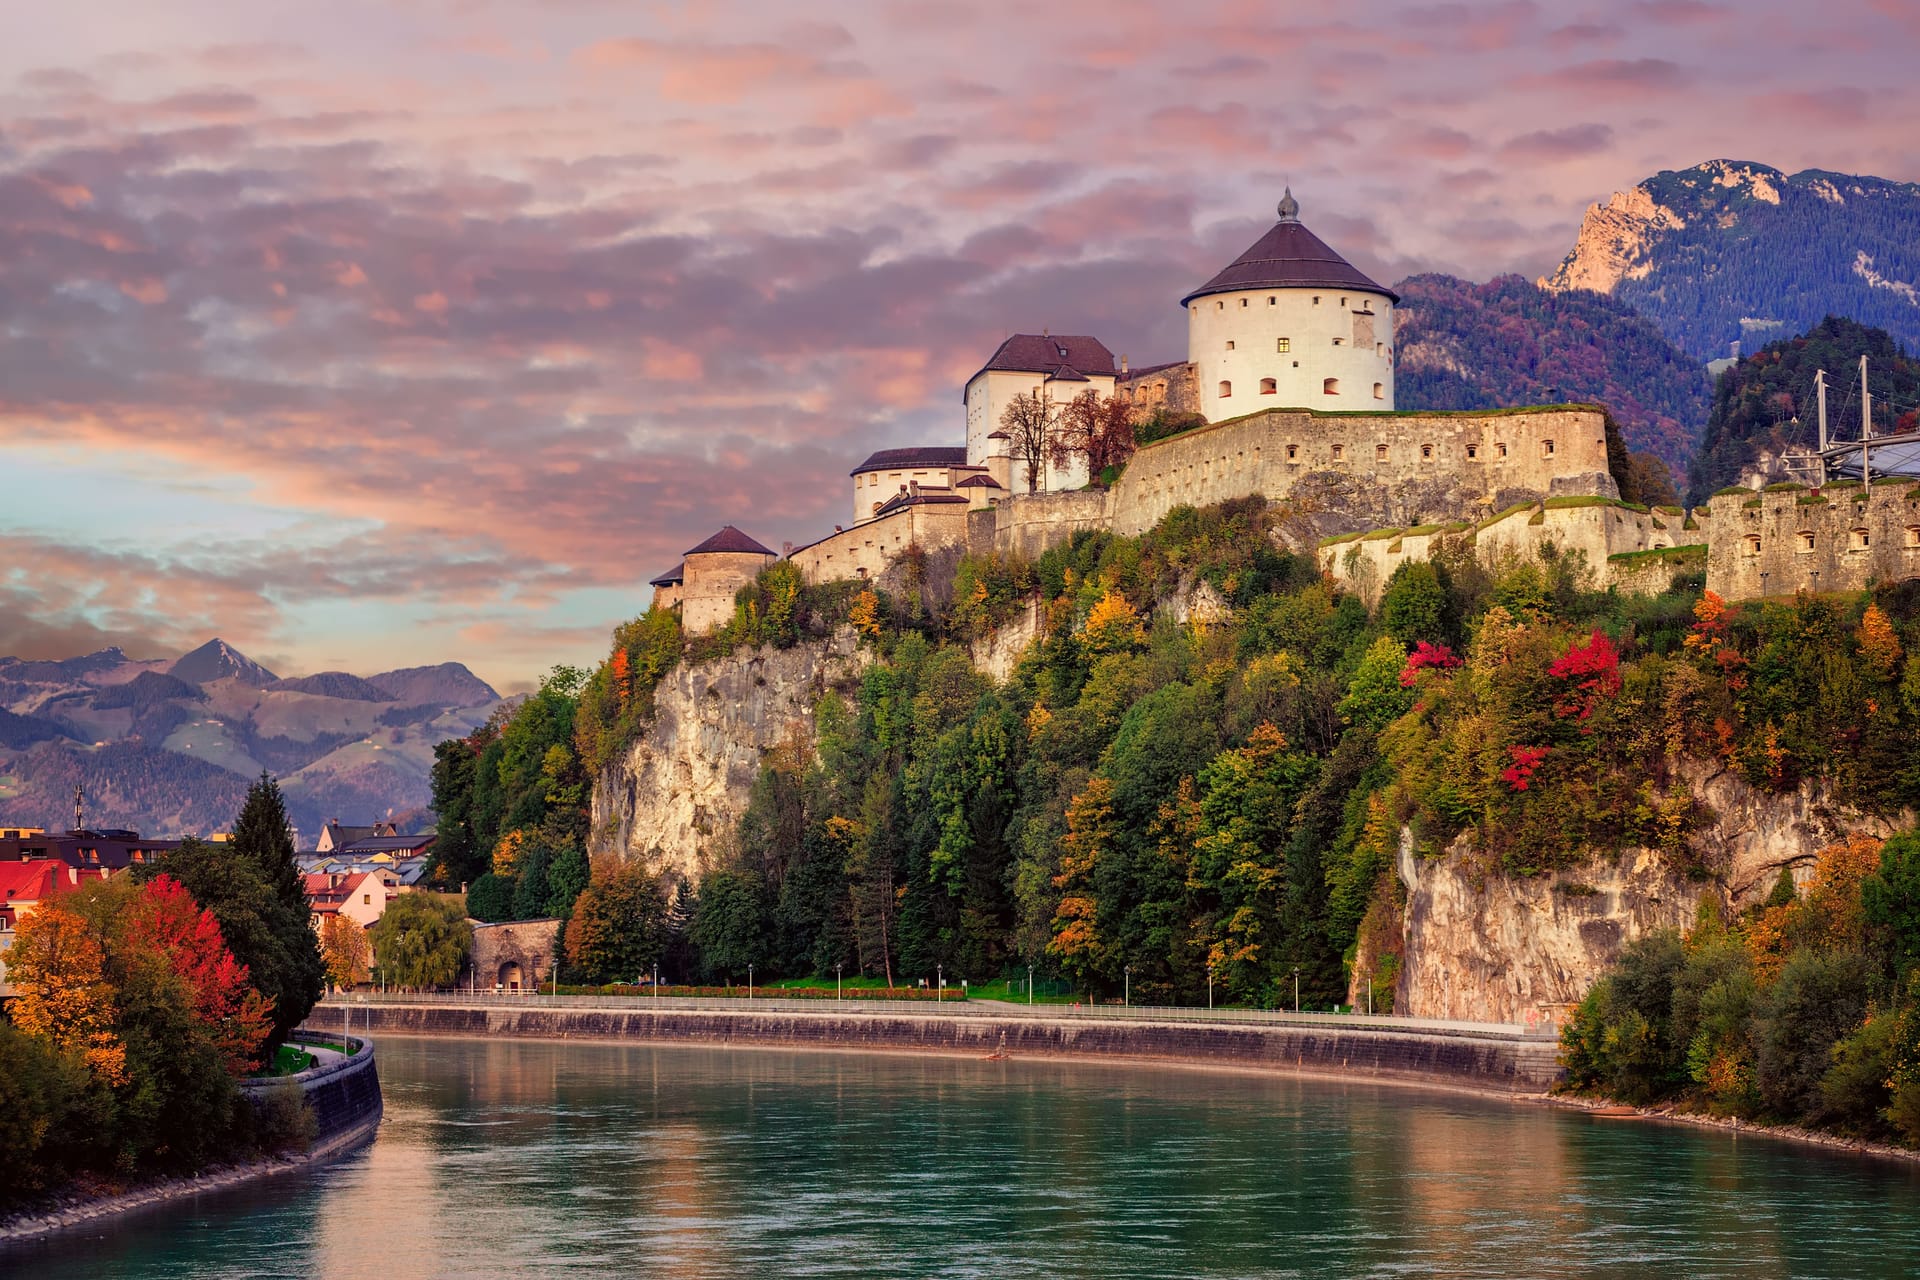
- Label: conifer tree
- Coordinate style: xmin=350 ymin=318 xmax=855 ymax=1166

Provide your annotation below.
xmin=226 ymin=773 xmax=325 ymax=1043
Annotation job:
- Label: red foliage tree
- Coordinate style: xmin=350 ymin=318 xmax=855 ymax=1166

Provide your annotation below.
xmin=1398 ymin=641 xmax=1462 ymax=687
xmin=1547 ymin=629 xmax=1622 ymax=720
xmin=130 ymin=875 xmax=274 ymax=1074
xmin=1502 ymin=745 xmax=1549 ymax=791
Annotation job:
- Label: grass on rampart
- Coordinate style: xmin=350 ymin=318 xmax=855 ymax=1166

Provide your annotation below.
xmin=1606 ymin=544 xmax=1708 ymax=566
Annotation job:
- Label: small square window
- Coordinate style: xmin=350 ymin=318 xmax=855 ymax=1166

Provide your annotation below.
xmin=1225 ymin=340 xmax=1235 ymax=351
xmin=1541 ymin=440 xmax=1555 ymax=457
xmin=1340 ymin=296 xmax=1348 ymax=307
xmin=1286 ymin=444 xmax=1298 ymax=460
xmin=1496 ymin=443 xmax=1508 ymax=458
xmin=1268 ymin=296 xmax=1276 ymax=305
xmin=1313 ymin=295 xmax=1321 ymax=305
xmin=1332 ymin=444 xmax=1344 ymax=460
xmin=1241 ymin=298 xmax=1249 ymax=307
xmin=1277 ymin=338 xmax=1290 ymax=353
xmin=1420 ymin=444 xmax=1432 ymax=459
xmin=1375 ymin=444 xmax=1388 ymax=460
xmin=1798 ymin=532 xmax=1816 ymax=552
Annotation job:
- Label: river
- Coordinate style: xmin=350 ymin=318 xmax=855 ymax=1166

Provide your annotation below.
xmin=15 ymin=1035 xmax=1920 ymax=1278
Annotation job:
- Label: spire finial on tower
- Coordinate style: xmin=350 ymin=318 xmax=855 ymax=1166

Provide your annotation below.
xmin=1277 ymin=186 xmax=1299 ymax=222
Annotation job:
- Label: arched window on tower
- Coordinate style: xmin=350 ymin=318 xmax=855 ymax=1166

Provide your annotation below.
xmin=1219 ymin=380 xmax=1232 ymax=398
xmin=1260 ymin=378 xmax=1277 ymax=395
xmin=1374 ymin=383 xmax=1384 ymax=400
xmin=1323 ymin=378 xmax=1340 ymax=395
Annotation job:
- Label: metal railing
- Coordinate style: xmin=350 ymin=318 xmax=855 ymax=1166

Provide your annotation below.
xmin=315 ymin=990 xmax=1552 ymax=1040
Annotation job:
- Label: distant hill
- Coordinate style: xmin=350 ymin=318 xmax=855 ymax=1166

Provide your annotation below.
xmin=0 ymin=640 xmax=503 ymax=840
xmin=269 ymin=671 xmax=393 ymax=702
xmin=1393 ymin=273 xmax=1709 ymax=475
xmin=1540 ymin=160 xmax=1920 ymax=360
xmin=1687 ymin=316 xmax=1920 ymax=506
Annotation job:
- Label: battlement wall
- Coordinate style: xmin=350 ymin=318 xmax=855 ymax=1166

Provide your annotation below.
xmin=1107 ymin=406 xmax=1617 ymax=538
xmin=1322 ymin=499 xmax=1708 ymax=607
xmin=788 ymin=503 xmax=971 ymax=585
xmin=1704 ymin=482 xmax=1920 ymax=600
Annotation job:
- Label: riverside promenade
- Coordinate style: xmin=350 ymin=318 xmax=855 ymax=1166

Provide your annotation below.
xmin=311 ymin=993 xmax=1564 ymax=1095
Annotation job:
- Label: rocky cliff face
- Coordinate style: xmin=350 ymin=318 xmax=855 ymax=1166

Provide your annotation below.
xmin=1386 ymin=761 xmax=1910 ymax=1027
xmin=590 ymin=630 xmax=868 ymax=881
xmin=1538 ymin=184 xmax=1684 ymax=296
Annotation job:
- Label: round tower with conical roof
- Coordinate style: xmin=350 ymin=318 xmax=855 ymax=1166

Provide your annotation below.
xmin=1183 ymin=189 xmax=1397 ymax=421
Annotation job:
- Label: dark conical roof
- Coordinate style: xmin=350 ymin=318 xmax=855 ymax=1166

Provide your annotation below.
xmin=683 ymin=526 xmax=776 ymax=557
xmin=1181 ymin=197 xmax=1396 ymax=307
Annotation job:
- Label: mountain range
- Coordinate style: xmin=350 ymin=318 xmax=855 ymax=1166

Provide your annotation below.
xmin=0 ymin=639 xmax=504 ymax=843
xmin=1540 ymin=160 xmax=1920 ymax=361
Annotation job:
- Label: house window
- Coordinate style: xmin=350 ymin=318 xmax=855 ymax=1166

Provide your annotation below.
xmin=1375 ymin=443 xmax=1388 ymax=461
xmin=1260 ymin=377 xmax=1277 ymax=394
xmin=1268 ymin=296 xmax=1276 ymax=305
xmin=1420 ymin=444 xmax=1433 ymax=459
xmin=1851 ymin=528 xmax=1871 ymax=551
xmin=1496 ymin=443 xmax=1508 ymax=458
xmin=1744 ymin=534 xmax=1762 ymax=555
xmin=1276 ymin=338 xmax=1290 ymax=353
xmin=1798 ymin=532 xmax=1816 ymax=552
xmin=1226 ymin=340 xmax=1235 ymax=351
xmin=1323 ymin=378 xmax=1340 ymax=395
xmin=1542 ymin=440 xmax=1555 ymax=457
xmin=1374 ymin=383 xmax=1385 ymax=400
xmin=1219 ymin=381 xmax=1232 ymax=397
xmin=362 ymin=893 xmax=371 ymax=904
xmin=1332 ymin=444 xmax=1344 ymax=460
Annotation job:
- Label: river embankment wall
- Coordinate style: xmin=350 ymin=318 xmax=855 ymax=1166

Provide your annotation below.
xmin=316 ymin=997 xmax=1563 ymax=1096
xmin=1 ymin=1034 xmax=383 ymax=1246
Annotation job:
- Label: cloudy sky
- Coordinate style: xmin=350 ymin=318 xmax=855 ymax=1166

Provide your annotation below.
xmin=3 ymin=0 xmax=1916 ymax=690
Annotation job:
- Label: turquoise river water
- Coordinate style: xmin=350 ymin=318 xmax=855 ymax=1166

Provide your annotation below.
xmin=13 ymin=1034 xmax=1920 ymax=1278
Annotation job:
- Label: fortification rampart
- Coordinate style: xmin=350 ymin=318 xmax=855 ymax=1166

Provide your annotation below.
xmin=1704 ymin=481 xmax=1920 ymax=600
xmin=789 ymin=502 xmax=971 ymax=585
xmin=986 ymin=489 xmax=1112 ymax=560
xmin=1108 ymin=406 xmax=1616 ymax=538
xmin=1322 ymin=498 xmax=1710 ymax=606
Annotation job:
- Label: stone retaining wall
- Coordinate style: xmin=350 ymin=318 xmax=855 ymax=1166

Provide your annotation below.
xmin=330 ymin=1001 xmax=1563 ymax=1095
xmin=242 ymin=1031 xmax=383 ymax=1156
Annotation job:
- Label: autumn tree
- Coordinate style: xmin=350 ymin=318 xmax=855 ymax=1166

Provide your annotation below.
xmin=1053 ymin=388 xmax=1137 ymax=481
xmin=320 ymin=915 xmax=373 ymax=992
xmin=564 ymin=859 xmax=669 ymax=983
xmin=130 ymin=876 xmax=274 ymax=1075
xmin=1049 ymin=776 xmax=1119 ymax=994
xmin=8 ymin=902 xmax=127 ymax=1086
xmin=998 ymin=390 xmax=1058 ymax=494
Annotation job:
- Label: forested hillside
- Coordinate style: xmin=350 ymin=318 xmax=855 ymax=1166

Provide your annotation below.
xmin=1687 ymin=316 xmax=1920 ymax=505
xmin=463 ymin=498 xmax=1920 ymax=1018
xmin=1542 ymin=161 xmax=1920 ymax=359
xmin=1394 ymin=273 xmax=1708 ymax=478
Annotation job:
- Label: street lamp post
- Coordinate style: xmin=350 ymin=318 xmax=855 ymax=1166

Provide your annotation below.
xmin=653 ymin=963 xmax=660 ymax=1002
xmin=748 ymin=964 xmax=754 ymax=1000
xmin=836 ymin=963 xmax=843 ymax=1001
xmin=1124 ymin=966 xmax=1131 ymax=1008
xmin=1291 ymin=966 xmax=1301 ymax=1013
xmin=1027 ymin=965 xmax=1034 ymax=1005
xmin=937 ymin=964 xmax=944 ymax=1002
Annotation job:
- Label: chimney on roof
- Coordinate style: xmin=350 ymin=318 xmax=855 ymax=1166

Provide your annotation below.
xmin=782 ymin=541 xmax=793 ymax=556
xmin=1121 ymin=354 xmax=1129 ymax=374
xmin=909 ymin=479 xmax=920 ymax=497
xmin=835 ymin=524 xmax=843 ymax=533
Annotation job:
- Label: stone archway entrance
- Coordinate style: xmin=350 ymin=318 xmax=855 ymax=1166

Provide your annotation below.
xmin=498 ymin=961 xmax=523 ymax=991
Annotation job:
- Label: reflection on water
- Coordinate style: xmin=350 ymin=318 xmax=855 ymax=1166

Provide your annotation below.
xmin=15 ymin=1035 xmax=1920 ymax=1278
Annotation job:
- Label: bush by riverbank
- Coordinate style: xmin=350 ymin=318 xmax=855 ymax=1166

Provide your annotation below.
xmin=1560 ymin=831 xmax=1920 ymax=1149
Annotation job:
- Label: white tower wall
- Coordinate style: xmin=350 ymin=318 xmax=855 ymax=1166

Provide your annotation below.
xmin=1188 ymin=286 xmax=1395 ymax=421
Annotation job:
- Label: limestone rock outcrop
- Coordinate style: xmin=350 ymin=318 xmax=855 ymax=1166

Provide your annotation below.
xmin=589 ymin=630 xmax=868 ymax=882
xmin=1538 ymin=185 xmax=1683 ymax=296
xmin=1389 ymin=762 xmax=1909 ymax=1027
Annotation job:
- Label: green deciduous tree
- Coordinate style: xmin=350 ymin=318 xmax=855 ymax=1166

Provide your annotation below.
xmin=370 ymin=894 xmax=472 ymax=990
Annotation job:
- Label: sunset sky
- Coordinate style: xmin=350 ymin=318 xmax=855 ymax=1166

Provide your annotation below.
xmin=4 ymin=0 xmax=1917 ymax=691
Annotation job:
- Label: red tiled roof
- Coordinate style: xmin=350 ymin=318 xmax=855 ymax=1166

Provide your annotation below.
xmin=1 ymin=858 xmax=67 ymax=904
xmin=1181 ymin=211 xmax=1396 ymax=306
xmin=684 ymin=525 xmax=777 ymax=558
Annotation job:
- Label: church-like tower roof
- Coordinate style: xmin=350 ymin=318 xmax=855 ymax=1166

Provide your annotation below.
xmin=1180 ymin=190 xmax=1398 ymax=307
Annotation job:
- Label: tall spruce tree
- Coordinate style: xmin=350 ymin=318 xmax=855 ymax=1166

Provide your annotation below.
xmin=228 ymin=773 xmax=325 ymax=1043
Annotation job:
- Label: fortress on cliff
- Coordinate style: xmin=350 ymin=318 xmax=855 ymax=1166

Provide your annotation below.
xmin=649 ymin=192 xmax=1920 ymax=629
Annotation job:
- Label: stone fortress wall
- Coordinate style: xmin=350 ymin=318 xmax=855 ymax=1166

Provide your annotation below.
xmin=1323 ymin=498 xmax=1710 ymax=607
xmin=1704 ymin=480 xmax=1920 ymax=601
xmin=788 ymin=501 xmax=972 ymax=585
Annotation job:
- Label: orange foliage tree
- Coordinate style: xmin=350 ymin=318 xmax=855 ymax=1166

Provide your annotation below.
xmin=320 ymin=913 xmax=373 ymax=994
xmin=8 ymin=902 xmax=128 ymax=1086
